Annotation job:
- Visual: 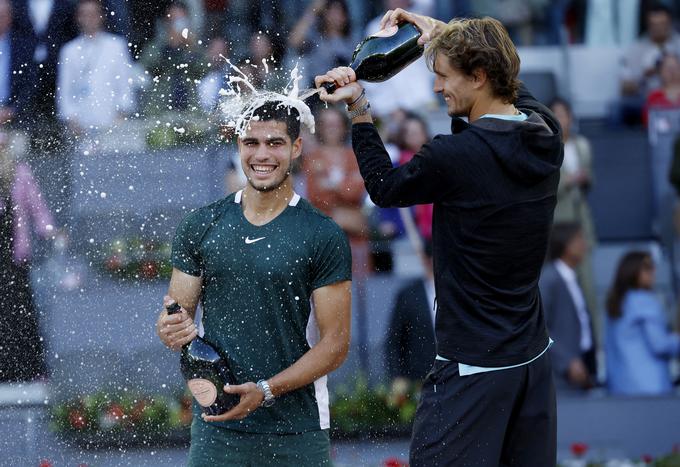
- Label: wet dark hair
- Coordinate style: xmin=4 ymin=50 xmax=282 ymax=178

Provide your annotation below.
xmin=547 ymin=222 xmax=582 ymax=261
xmin=606 ymin=251 xmax=653 ymax=318
xmin=251 ymin=101 xmax=301 ymax=140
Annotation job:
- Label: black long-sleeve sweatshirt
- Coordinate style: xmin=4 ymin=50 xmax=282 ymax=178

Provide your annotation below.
xmin=352 ymin=85 xmax=563 ymax=367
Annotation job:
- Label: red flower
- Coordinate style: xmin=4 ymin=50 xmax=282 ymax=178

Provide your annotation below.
xmin=107 ymin=404 xmax=125 ymax=420
xmin=105 ymin=255 xmax=122 ymax=271
xmin=39 ymin=460 xmax=52 ymax=467
xmin=68 ymin=410 xmax=87 ymax=430
xmin=570 ymin=442 xmax=588 ymax=457
xmin=641 ymin=454 xmax=653 ymax=464
xmin=130 ymin=400 xmax=147 ymax=422
xmin=140 ymin=261 xmax=159 ymax=279
xmin=383 ymin=458 xmax=408 ymax=467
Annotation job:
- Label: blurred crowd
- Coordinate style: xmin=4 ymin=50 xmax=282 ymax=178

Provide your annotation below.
xmin=0 ymin=0 xmax=679 ymax=399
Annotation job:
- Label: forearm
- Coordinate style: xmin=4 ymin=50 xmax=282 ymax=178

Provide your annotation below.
xmin=352 ymin=122 xmax=442 ymax=207
xmin=267 ymin=334 xmax=349 ymax=397
xmin=167 ymin=269 xmax=201 ymax=318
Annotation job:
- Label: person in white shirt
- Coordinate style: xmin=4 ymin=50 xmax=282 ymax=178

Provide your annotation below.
xmin=539 ymin=222 xmax=598 ymax=391
xmin=56 ymin=0 xmax=135 ymax=133
xmin=617 ymin=3 xmax=680 ymax=124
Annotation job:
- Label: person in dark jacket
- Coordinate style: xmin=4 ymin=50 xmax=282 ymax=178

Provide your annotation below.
xmin=316 ymin=9 xmax=563 ymax=467
xmin=540 ymin=222 xmax=597 ymax=392
xmin=384 ymin=242 xmax=436 ymax=381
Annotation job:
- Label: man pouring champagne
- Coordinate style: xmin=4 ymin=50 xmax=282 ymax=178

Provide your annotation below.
xmin=316 ymin=8 xmax=563 ymax=466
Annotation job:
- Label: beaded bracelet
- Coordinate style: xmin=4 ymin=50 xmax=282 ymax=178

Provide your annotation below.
xmin=348 ymin=100 xmax=371 ymax=119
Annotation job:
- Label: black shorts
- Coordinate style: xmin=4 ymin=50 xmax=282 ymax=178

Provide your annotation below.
xmin=410 ymin=352 xmax=556 ymax=467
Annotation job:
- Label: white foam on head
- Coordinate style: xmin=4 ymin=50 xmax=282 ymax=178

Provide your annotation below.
xmin=217 ymin=60 xmax=315 ymax=137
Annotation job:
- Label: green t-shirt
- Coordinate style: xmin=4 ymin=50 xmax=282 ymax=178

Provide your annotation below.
xmin=172 ymin=190 xmax=352 ymax=433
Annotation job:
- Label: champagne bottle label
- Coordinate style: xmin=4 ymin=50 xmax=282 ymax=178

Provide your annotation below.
xmin=371 ymin=25 xmax=398 ymax=38
xmin=187 ymin=378 xmax=218 ymax=407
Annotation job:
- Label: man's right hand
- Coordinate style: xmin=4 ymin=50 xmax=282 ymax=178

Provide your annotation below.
xmin=379 ymin=8 xmax=446 ymax=46
xmin=156 ymin=295 xmax=197 ymax=351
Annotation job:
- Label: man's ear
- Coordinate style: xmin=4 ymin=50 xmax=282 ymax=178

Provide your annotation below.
xmin=471 ymin=68 xmax=488 ymax=89
xmin=291 ymin=136 xmax=303 ymax=160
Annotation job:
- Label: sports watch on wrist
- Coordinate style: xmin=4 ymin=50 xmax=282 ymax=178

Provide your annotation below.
xmin=257 ymin=379 xmax=275 ymax=407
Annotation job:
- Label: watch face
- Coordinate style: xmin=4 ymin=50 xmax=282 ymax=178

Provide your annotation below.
xmin=262 ymin=397 xmax=275 ymax=407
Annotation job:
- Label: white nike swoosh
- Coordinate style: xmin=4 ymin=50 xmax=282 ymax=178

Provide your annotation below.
xmin=245 ymin=236 xmax=266 ymax=244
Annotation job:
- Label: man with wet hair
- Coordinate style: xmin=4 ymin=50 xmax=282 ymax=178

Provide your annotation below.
xmin=317 ymin=9 xmax=562 ymax=466
xmin=155 ymin=101 xmax=352 ymax=466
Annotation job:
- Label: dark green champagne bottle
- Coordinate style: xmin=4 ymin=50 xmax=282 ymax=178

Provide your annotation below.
xmin=166 ymin=302 xmax=239 ymax=416
xmin=324 ymin=22 xmax=423 ymax=93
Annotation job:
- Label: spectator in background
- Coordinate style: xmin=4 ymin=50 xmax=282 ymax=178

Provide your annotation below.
xmin=550 ymin=97 xmax=599 ymax=333
xmin=434 ymin=0 xmax=472 ymax=22
xmin=139 ymin=1 xmax=205 ymax=115
xmin=303 ymin=106 xmax=369 ymax=275
xmin=643 ymin=53 xmax=680 ymax=125
xmin=0 ymin=130 xmax=58 ymax=382
xmin=605 ymin=251 xmax=680 ymax=395
xmin=398 ymin=114 xmax=433 ymax=242
xmin=287 ymin=0 xmax=357 ymax=87
xmin=57 ymin=0 xmax=136 ymax=135
xmin=539 ymin=222 xmax=597 ymax=392
xmin=220 ymin=0 xmax=283 ymax=62
xmin=127 ymin=0 xmax=170 ymax=54
xmin=619 ymin=3 xmax=680 ymax=124
xmin=384 ymin=241 xmax=436 ymax=381
xmin=470 ymin=0 xmax=549 ymax=45
xmin=11 ymin=0 xmax=77 ymax=126
xmin=362 ymin=0 xmax=436 ymax=117
xmin=0 ymin=0 xmax=32 ymax=125
xmin=369 ymin=111 xmax=431 ymax=272
xmin=198 ymin=35 xmax=230 ymax=112
xmin=241 ymin=33 xmax=287 ymax=92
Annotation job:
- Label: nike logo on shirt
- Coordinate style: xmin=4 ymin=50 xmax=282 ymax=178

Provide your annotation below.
xmin=245 ymin=236 xmax=266 ymax=244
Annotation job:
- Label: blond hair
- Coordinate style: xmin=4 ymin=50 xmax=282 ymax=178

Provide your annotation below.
xmin=425 ymin=17 xmax=521 ymax=103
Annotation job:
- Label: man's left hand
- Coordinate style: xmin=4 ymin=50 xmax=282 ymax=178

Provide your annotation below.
xmin=315 ymin=67 xmax=363 ymax=104
xmin=201 ymin=382 xmax=264 ymax=422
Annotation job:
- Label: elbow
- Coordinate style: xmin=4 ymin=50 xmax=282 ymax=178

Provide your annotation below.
xmin=649 ymin=342 xmax=675 ymax=358
xmin=367 ymin=189 xmax=392 ymax=209
xmin=328 ymin=334 xmax=351 ymax=371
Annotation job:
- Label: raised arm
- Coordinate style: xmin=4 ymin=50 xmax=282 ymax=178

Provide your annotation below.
xmin=202 ymin=280 xmax=352 ymax=422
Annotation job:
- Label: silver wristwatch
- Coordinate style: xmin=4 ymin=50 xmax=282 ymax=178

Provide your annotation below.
xmin=257 ymin=379 xmax=275 ymax=407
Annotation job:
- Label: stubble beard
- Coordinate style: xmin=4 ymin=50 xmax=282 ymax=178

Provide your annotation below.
xmin=247 ymin=170 xmax=290 ymax=193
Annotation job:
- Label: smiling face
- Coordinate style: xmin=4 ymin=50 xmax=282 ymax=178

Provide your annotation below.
xmin=238 ymin=120 xmax=302 ymax=192
xmin=433 ymin=52 xmax=479 ymax=118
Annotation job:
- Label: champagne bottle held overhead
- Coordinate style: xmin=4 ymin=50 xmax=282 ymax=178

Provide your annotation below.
xmin=323 ymin=22 xmax=423 ymax=94
xmin=166 ymin=302 xmax=239 ymax=416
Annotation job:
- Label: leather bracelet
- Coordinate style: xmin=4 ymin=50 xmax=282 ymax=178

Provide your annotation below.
xmin=348 ymin=89 xmax=366 ymax=108
xmin=348 ymin=100 xmax=371 ymax=119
